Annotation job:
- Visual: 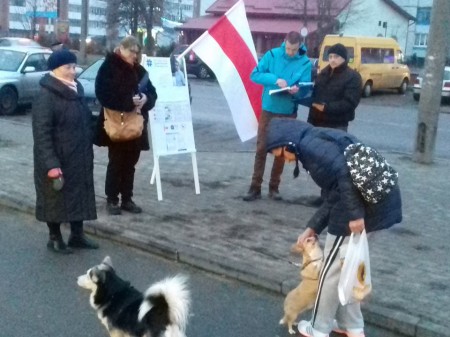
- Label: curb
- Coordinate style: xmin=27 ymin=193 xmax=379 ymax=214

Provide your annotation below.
xmin=1 ymin=194 xmax=448 ymax=337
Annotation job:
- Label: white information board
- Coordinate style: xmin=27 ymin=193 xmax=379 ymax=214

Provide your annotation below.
xmin=141 ymin=55 xmax=199 ymax=200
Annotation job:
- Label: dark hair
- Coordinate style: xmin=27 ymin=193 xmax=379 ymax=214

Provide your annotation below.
xmin=285 ymin=31 xmax=301 ymax=45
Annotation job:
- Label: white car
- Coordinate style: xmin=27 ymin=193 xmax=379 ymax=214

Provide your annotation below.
xmin=0 ymin=46 xmax=52 ymax=115
xmin=76 ymin=58 xmax=104 ymax=114
xmin=413 ymin=66 xmax=450 ymax=101
xmin=0 ymin=37 xmax=44 ymax=48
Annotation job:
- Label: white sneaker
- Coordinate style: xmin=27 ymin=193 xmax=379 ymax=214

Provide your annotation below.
xmin=297 ymin=320 xmax=329 ymax=337
xmin=332 ymin=319 xmax=365 ymax=337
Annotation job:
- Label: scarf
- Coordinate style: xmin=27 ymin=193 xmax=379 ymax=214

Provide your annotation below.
xmin=50 ymin=72 xmax=78 ymax=93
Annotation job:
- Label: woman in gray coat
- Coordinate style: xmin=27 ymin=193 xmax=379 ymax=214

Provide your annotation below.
xmin=32 ymin=49 xmax=98 ymax=254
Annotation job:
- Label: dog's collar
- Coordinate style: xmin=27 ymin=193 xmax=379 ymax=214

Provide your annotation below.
xmin=301 ymin=257 xmax=323 ymax=270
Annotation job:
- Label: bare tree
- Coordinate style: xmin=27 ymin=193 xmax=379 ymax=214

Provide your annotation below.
xmin=107 ymin=0 xmax=162 ymax=54
xmin=14 ymin=0 xmax=39 ymax=39
xmin=118 ymin=0 xmax=140 ymax=35
xmin=288 ymin=0 xmax=309 ymax=26
xmin=338 ymin=0 xmax=366 ymax=32
xmin=106 ymin=0 xmax=122 ymax=51
xmin=139 ymin=0 xmax=163 ymax=54
xmin=316 ymin=0 xmax=335 ymax=47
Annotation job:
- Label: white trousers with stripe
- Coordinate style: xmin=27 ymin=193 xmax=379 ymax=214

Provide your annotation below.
xmin=311 ymin=233 xmax=365 ymax=334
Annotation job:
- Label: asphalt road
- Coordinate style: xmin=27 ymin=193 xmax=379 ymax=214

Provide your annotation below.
xmin=0 ymin=206 xmax=288 ymax=337
xmin=4 ymin=79 xmax=450 ymax=159
xmin=188 ymin=78 xmax=450 ymax=158
xmin=0 ymin=207 xmax=408 ymax=337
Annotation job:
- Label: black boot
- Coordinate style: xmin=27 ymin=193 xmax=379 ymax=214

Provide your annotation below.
xmin=68 ymin=221 xmax=99 ymax=249
xmin=68 ymin=234 xmax=99 ymax=249
xmin=121 ymin=200 xmax=142 ymax=213
xmin=47 ymin=234 xmax=73 ymax=254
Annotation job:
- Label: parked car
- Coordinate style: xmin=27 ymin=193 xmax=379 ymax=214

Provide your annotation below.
xmin=0 ymin=37 xmax=44 ymax=48
xmin=0 ymin=46 xmax=52 ymax=115
xmin=76 ymin=58 xmax=104 ymax=113
xmin=172 ymin=44 xmax=214 ymax=79
xmin=413 ymin=66 xmax=450 ymax=102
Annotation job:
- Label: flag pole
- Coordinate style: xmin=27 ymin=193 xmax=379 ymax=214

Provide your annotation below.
xmin=176 ymin=0 xmax=244 ymax=62
xmin=176 ymin=30 xmax=209 ymax=62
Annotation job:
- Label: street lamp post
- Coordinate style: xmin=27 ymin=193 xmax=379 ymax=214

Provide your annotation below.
xmin=178 ymin=0 xmax=183 ymax=22
xmin=79 ymin=0 xmax=89 ymax=65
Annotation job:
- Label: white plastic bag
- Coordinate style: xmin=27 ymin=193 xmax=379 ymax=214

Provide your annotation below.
xmin=338 ymin=230 xmax=372 ymax=306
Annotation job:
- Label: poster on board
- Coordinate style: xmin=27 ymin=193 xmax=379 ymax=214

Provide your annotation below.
xmin=141 ymin=55 xmax=199 ymax=200
xmin=142 ymin=56 xmax=196 ymax=156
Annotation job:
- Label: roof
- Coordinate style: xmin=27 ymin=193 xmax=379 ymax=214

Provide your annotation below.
xmin=382 ymin=0 xmax=416 ymax=21
xmin=179 ymin=14 xmax=318 ymax=34
xmin=206 ymin=0 xmax=351 ymax=17
xmin=179 ymin=0 xmax=413 ymax=36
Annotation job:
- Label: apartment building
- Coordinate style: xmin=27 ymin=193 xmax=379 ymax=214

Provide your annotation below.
xmin=1 ymin=0 xmax=107 ymax=41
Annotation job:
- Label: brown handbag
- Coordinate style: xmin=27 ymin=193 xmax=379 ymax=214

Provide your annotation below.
xmin=103 ymin=108 xmax=144 ymax=142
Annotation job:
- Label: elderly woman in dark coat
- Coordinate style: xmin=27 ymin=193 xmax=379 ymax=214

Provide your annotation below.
xmin=94 ymin=36 xmax=157 ymax=215
xmin=266 ymin=119 xmax=402 ymax=337
xmin=32 ymin=49 xmax=98 ymax=254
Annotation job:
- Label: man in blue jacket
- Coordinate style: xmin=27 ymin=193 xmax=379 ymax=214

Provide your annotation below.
xmin=243 ymin=31 xmax=312 ymax=201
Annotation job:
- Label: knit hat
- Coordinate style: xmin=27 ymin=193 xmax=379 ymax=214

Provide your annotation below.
xmin=48 ymin=49 xmax=77 ymax=70
xmin=328 ymin=43 xmax=347 ymax=61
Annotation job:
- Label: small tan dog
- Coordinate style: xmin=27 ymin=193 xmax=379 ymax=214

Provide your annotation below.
xmin=279 ymin=236 xmax=324 ymax=334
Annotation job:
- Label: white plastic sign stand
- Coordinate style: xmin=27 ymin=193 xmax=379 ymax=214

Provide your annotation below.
xmin=141 ymin=55 xmax=200 ymax=200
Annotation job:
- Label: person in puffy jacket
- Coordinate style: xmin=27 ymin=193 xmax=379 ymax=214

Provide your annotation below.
xmin=266 ymin=118 xmax=402 ymax=337
xmin=308 ymin=43 xmax=362 ymax=131
xmin=243 ymin=31 xmax=312 ymax=202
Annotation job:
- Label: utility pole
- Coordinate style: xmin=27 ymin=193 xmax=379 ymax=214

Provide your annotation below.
xmin=413 ymin=0 xmax=450 ymax=163
xmin=79 ymin=0 xmax=89 ymax=65
xmin=0 ymin=0 xmax=10 ymax=36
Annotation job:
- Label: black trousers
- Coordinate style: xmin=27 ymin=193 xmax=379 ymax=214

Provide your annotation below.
xmin=47 ymin=221 xmax=83 ymax=236
xmin=105 ymin=144 xmax=141 ymax=204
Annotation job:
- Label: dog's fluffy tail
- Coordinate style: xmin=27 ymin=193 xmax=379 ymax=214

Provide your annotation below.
xmin=139 ymin=275 xmax=190 ymax=337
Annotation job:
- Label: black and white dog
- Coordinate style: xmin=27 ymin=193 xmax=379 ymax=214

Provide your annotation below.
xmin=77 ymin=256 xmax=190 ymax=337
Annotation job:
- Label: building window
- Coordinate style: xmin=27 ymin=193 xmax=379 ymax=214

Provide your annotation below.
xmin=414 ymin=33 xmax=428 ymax=47
xmin=416 ymin=7 xmax=431 ymax=25
xmin=69 ymin=4 xmax=81 ymax=12
xmin=10 ymin=0 xmax=25 ymax=6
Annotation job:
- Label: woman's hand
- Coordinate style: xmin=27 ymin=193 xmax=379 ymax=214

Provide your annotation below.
xmin=133 ymin=93 xmax=147 ymax=110
xmin=349 ymin=218 xmax=365 ymax=233
xmin=47 ymin=168 xmax=62 ymax=178
xmin=297 ymin=227 xmax=316 ymax=245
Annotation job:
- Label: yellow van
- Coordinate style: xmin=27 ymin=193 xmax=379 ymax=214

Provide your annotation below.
xmin=318 ymin=35 xmax=410 ymax=97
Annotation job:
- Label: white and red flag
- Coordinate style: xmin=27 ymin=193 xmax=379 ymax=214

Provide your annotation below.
xmin=178 ymin=0 xmax=261 ymax=141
